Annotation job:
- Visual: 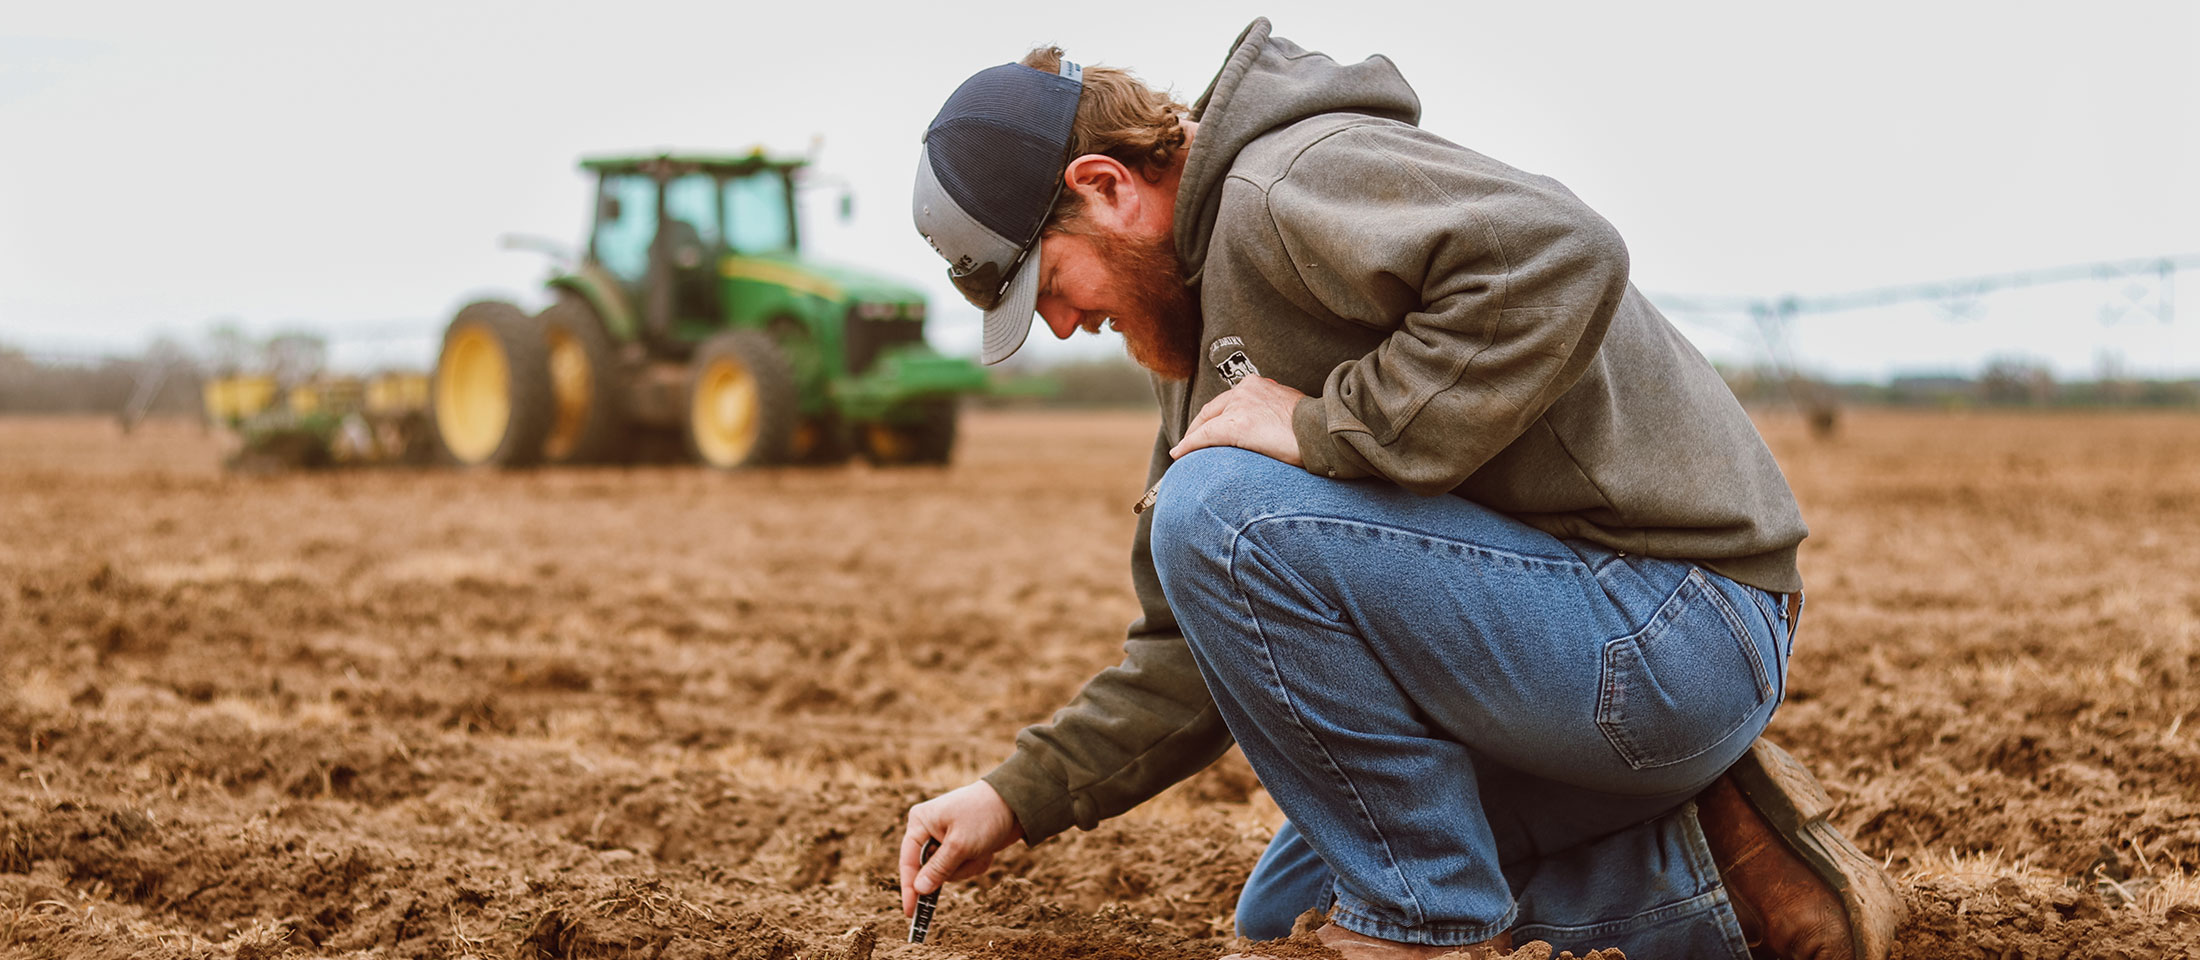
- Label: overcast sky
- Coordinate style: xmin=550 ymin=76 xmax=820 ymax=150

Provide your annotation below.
xmin=3 ymin=1 xmax=2195 ymax=380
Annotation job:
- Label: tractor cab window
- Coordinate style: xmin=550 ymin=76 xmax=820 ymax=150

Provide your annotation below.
xmin=724 ymin=172 xmax=793 ymax=255
xmin=663 ymin=173 xmax=724 ymax=259
xmin=593 ymin=175 xmax=658 ymax=285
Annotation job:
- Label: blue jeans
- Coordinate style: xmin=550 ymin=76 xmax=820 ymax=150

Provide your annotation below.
xmin=1147 ymin=448 xmax=1792 ymax=957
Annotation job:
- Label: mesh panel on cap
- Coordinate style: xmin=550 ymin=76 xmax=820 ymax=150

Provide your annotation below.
xmin=924 ymin=65 xmax=1080 ymax=244
xmin=927 ymin=121 xmax=1063 ymax=242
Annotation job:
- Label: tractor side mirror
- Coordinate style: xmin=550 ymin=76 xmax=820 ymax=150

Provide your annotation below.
xmin=600 ymin=195 xmax=623 ymax=221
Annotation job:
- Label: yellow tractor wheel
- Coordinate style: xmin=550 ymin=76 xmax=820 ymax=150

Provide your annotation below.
xmin=538 ymin=295 xmax=626 ymax=464
xmin=685 ymin=330 xmax=798 ymax=469
xmin=431 ymin=301 xmax=553 ymax=467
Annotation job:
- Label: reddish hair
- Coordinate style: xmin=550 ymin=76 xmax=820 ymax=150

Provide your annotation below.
xmin=1020 ymin=46 xmax=1189 ymax=228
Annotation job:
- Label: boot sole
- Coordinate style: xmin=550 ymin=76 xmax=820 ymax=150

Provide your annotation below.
xmin=1727 ymin=738 xmax=1906 ymax=960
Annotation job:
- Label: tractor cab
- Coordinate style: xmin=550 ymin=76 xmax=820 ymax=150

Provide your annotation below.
xmin=581 ymin=152 xmax=804 ymax=348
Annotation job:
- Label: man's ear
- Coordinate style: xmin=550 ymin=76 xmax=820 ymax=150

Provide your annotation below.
xmin=1063 ymin=154 xmax=1141 ymax=230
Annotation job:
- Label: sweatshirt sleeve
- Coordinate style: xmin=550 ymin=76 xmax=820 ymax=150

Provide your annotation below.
xmin=981 ymin=429 xmax=1235 ymax=844
xmin=1272 ymin=126 xmax=1632 ymax=495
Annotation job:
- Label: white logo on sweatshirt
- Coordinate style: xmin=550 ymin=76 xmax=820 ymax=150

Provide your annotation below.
xmin=1215 ymin=351 xmax=1260 ymax=386
xmin=1209 ymin=337 xmax=1260 ymax=385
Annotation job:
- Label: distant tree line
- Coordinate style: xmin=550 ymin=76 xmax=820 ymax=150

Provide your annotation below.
xmin=0 ymin=345 xmax=203 ymax=416
xmin=997 ymin=354 xmax=2200 ymax=412
xmin=977 ymin=356 xmax=1161 ymax=409
xmin=0 ymin=326 xmax=329 ymax=418
xmin=1719 ymin=356 xmax=2200 ymax=410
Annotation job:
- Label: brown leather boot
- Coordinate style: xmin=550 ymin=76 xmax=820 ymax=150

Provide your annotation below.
xmin=1698 ymin=738 xmax=1905 ymax=960
xmin=1220 ymin=921 xmax=1513 ymax=960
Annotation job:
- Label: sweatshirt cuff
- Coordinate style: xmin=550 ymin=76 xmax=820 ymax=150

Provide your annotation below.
xmin=1293 ymin=395 xmax=1370 ymax=481
xmin=982 ymin=750 xmax=1077 ymax=846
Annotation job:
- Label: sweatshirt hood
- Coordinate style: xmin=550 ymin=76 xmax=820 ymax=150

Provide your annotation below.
xmin=1173 ymin=19 xmax=1422 ymax=280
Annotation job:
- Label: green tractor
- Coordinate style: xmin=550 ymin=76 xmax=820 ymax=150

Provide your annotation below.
xmin=433 ymin=151 xmax=987 ymax=469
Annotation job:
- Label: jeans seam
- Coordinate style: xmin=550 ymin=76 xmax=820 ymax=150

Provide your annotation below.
xmin=1226 ymin=525 xmax=1433 ymax=929
xmin=1747 ymin=584 xmax=1780 ymax=630
xmin=1698 ymin=571 xmax=1774 ymax=700
xmin=1239 ymin=520 xmax=1347 ymax=622
xmin=1595 ymin=641 xmax=1644 ymax=770
xmin=1329 ymin=894 xmax=1519 ymax=945
xmin=1239 ymin=512 xmax=1589 ymax=574
xmin=1508 ymin=888 xmax=1740 ymax=941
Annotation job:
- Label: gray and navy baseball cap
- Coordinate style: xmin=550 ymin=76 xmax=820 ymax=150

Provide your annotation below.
xmin=914 ymin=59 xmax=1084 ymax=365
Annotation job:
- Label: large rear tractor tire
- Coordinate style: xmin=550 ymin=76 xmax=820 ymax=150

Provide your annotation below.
xmin=859 ymin=399 xmax=958 ymax=466
xmin=538 ymin=295 xmax=628 ymax=464
xmin=685 ymin=330 xmax=799 ymax=469
xmin=432 ymin=301 xmax=553 ymax=468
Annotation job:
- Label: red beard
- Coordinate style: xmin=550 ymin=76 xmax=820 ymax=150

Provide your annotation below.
xmin=1079 ymin=226 xmax=1204 ymax=382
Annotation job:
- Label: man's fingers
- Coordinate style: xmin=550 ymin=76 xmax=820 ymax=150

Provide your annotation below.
xmin=1173 ymin=397 xmax=1241 ymax=458
xmin=1168 ymin=379 xmax=1308 ymax=464
xmin=915 ymin=838 xmax=966 ymax=895
xmin=1169 ymin=421 xmax=1209 ymax=459
xmin=897 ymin=835 xmax=987 ymax=915
xmin=1173 ymin=382 xmax=1270 ymax=458
xmin=898 ymin=782 xmax=1021 ymax=918
xmin=949 ymin=853 xmax=995 ymax=883
xmin=1170 ymin=426 xmax=1212 ymax=459
xmin=1172 ymin=410 xmax=1242 ymax=459
xmin=898 ymin=824 xmax=929 ymax=916
xmin=1183 ymin=389 xmax=1236 ymax=437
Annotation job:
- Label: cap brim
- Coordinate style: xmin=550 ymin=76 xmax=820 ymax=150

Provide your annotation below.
xmin=978 ymin=241 xmax=1043 ymax=365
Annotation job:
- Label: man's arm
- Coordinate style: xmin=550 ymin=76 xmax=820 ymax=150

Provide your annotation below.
xmin=981 ymin=429 xmax=1235 ymax=844
xmin=1271 ymin=125 xmax=1633 ymax=494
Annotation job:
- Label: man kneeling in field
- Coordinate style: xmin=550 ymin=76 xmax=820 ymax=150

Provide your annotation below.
xmin=897 ymin=20 xmax=1904 ymax=959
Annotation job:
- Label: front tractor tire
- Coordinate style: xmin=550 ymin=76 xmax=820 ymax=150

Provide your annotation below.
xmin=685 ymin=331 xmax=799 ymax=469
xmin=431 ymin=301 xmax=553 ymax=468
xmin=789 ymin=413 xmax=852 ymax=466
xmin=538 ymin=295 xmax=627 ymax=464
xmin=859 ymin=399 xmax=958 ymax=466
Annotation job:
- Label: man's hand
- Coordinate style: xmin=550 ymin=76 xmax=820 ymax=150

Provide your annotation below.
xmin=1171 ymin=377 xmax=1307 ymax=465
xmin=899 ymin=780 xmax=1024 ymax=916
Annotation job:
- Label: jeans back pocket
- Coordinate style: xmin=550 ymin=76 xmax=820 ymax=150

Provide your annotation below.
xmin=1596 ymin=568 xmax=1773 ymax=771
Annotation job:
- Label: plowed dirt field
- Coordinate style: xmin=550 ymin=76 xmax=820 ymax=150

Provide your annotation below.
xmin=3 ymin=410 xmax=2198 ymax=959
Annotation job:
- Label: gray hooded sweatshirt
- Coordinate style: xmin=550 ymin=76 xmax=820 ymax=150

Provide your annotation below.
xmin=984 ymin=19 xmax=1807 ymax=845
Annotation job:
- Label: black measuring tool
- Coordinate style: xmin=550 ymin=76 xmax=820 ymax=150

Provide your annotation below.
xmin=908 ymin=838 xmax=942 ymax=943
